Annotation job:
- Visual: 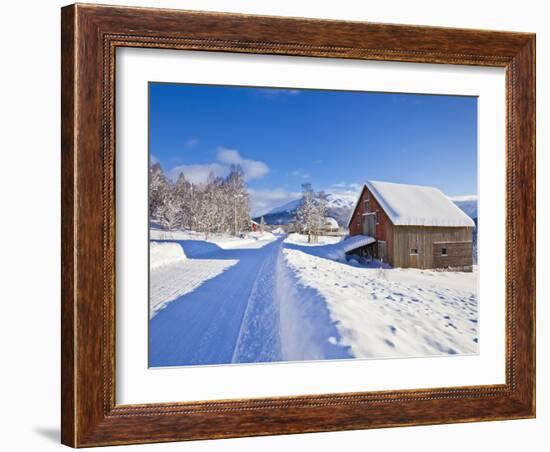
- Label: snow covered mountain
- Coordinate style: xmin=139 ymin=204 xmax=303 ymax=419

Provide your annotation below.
xmin=265 ymin=198 xmax=302 ymax=216
xmin=451 ymin=197 xmax=478 ymax=219
xmin=254 ymin=191 xmax=357 ymax=226
xmin=324 ymin=191 xmax=359 ymax=226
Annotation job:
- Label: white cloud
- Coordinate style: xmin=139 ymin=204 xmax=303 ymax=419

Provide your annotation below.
xmin=248 ymin=188 xmax=301 ymax=217
xmin=167 ymin=147 xmax=269 ymax=184
xmin=217 ymin=147 xmax=269 ymax=181
xmin=150 ymin=154 xmax=159 ymax=164
xmin=185 ymin=138 xmax=199 ymax=149
xmin=290 ymin=170 xmax=310 ymax=179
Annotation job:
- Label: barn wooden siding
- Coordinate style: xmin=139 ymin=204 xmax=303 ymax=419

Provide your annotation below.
xmin=348 ymin=185 xmax=394 ymax=261
xmin=432 ymin=241 xmax=473 ymax=270
xmin=392 ymin=226 xmax=473 ymax=270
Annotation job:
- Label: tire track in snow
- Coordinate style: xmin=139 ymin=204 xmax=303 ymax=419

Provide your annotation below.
xmin=150 ymin=238 xmax=282 ymax=367
xmin=232 ymin=237 xmax=352 ymax=364
xmin=231 ymin=239 xmax=283 ymax=363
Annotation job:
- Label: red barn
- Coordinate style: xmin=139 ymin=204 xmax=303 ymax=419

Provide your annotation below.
xmin=347 ymin=181 xmax=475 ymax=270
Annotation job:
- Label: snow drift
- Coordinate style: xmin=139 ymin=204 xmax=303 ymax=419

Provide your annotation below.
xmin=150 ymin=242 xmax=187 ymax=269
xmin=150 ymin=228 xmax=277 ymax=250
xmin=283 ymin=247 xmax=479 ymax=358
xmin=284 ymin=233 xmax=375 ymax=262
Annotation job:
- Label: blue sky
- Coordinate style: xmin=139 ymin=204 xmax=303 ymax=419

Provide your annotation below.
xmin=150 ymin=83 xmax=477 ymax=217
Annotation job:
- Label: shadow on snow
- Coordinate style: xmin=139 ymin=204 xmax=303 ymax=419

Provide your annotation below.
xmin=149 ymin=236 xmax=352 ymax=367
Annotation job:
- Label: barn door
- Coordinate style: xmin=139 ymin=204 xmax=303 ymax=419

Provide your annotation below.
xmin=363 ymin=213 xmax=377 ymax=237
xmin=378 ymin=240 xmax=387 ymax=262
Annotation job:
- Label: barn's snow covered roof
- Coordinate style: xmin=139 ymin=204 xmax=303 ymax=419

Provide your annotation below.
xmin=348 ymin=181 xmax=475 ymax=228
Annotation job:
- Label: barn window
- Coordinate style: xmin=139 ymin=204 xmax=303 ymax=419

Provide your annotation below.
xmin=441 ymin=248 xmax=448 ymax=256
xmin=364 ymin=196 xmax=370 ymax=213
xmin=410 ymin=248 xmax=418 ymax=255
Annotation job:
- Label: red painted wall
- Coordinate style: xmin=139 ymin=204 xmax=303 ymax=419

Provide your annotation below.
xmin=349 ymin=186 xmax=394 ymax=264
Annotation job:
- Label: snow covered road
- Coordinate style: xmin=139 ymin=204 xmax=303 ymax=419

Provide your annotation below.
xmin=149 ymin=235 xmax=352 ymax=367
xmin=149 ymin=237 xmax=283 ymax=366
xmin=149 ymin=233 xmax=479 ymax=367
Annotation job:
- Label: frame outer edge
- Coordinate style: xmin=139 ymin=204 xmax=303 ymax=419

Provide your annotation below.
xmin=61 ymin=3 xmax=77 ymax=448
xmin=60 ymin=3 xmax=536 ymax=447
xmin=514 ymin=35 xmax=536 ymax=416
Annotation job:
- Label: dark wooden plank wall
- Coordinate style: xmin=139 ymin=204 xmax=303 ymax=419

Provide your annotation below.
xmin=433 ymin=241 xmax=473 ymax=269
xmin=392 ymin=226 xmax=473 ymax=268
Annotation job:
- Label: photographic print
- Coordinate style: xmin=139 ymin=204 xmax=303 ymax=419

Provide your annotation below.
xmin=148 ymin=83 xmax=479 ymax=368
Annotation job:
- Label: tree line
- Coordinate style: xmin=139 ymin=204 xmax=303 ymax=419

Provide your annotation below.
xmin=149 ymin=162 xmax=251 ymax=235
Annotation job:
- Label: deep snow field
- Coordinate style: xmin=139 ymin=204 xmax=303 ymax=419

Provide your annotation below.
xmin=283 ymin=234 xmax=479 ymax=358
xmin=149 ymin=229 xmax=479 ymax=366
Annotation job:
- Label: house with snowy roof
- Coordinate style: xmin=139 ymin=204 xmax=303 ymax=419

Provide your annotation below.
xmin=347 ymin=181 xmax=475 ymax=270
xmin=322 ymin=216 xmax=340 ymax=234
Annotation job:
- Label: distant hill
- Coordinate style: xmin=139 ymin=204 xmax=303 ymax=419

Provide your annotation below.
xmin=253 ymin=191 xmax=357 ymax=227
xmin=451 ymin=196 xmax=478 ymax=219
xmin=264 ymin=198 xmax=301 ymax=215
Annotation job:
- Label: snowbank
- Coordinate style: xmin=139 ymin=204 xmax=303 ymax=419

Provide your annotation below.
xmin=283 ymin=247 xmax=479 ymax=358
xmin=150 ymin=242 xmax=186 ymax=270
xmin=150 ymin=228 xmax=278 ymax=250
xmin=284 ymin=233 xmax=343 ymax=246
xmin=284 ymin=234 xmax=374 ymax=262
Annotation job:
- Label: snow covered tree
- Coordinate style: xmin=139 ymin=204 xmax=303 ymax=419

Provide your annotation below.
xmin=315 ymin=190 xmax=329 ymax=234
xmin=149 ymin=163 xmax=167 ymax=222
xmin=149 ymin=161 xmax=252 ymax=236
xmin=172 ymin=173 xmax=192 ymax=229
xmin=226 ymin=165 xmax=251 ymax=235
xmin=198 ymin=172 xmax=226 ymax=236
xmin=296 ymin=183 xmax=328 ymax=243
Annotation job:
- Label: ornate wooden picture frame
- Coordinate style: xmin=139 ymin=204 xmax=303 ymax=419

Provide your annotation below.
xmin=61 ymin=3 xmax=535 ymax=447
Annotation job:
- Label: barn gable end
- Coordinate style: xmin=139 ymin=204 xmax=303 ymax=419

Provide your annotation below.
xmin=348 ymin=184 xmax=395 ymax=265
